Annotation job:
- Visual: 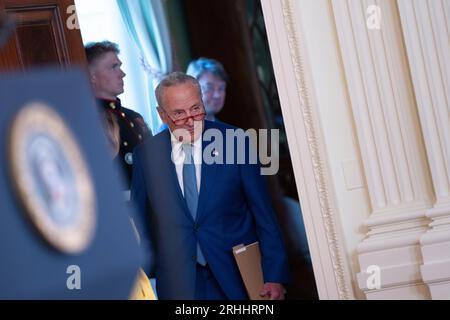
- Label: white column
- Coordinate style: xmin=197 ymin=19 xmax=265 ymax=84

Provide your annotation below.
xmin=332 ymin=0 xmax=434 ymax=299
xmin=261 ymin=0 xmax=357 ymax=299
xmin=398 ymin=0 xmax=450 ymax=299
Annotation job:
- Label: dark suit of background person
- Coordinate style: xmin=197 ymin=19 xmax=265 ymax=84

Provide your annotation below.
xmin=85 ymin=41 xmax=151 ymax=190
xmin=130 ymin=72 xmax=289 ymax=300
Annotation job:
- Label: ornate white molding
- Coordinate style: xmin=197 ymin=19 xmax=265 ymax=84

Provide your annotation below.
xmin=332 ymin=0 xmax=433 ymax=215
xmin=397 ymin=0 xmax=450 ymax=299
xmin=331 ymin=0 xmax=435 ymax=299
xmin=397 ymin=0 xmax=450 ymax=208
xmin=278 ymin=0 xmax=352 ymax=300
xmin=261 ymin=0 xmax=356 ymax=299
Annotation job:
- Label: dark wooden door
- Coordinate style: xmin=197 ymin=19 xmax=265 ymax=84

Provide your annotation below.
xmin=0 ymin=0 xmax=86 ymax=72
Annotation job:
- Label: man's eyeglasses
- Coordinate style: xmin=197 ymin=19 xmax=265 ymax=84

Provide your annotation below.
xmin=161 ymin=105 xmax=206 ymax=125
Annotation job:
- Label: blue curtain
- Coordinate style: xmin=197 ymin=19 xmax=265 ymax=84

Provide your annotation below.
xmin=117 ymin=0 xmax=173 ymax=132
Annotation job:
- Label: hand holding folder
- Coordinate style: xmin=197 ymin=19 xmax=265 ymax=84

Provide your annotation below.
xmin=233 ymin=242 xmax=270 ymax=300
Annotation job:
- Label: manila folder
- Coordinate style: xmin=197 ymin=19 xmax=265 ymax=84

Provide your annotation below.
xmin=232 ymin=242 xmax=269 ymax=300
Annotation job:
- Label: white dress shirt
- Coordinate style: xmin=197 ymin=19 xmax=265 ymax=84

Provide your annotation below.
xmin=170 ymin=133 xmax=202 ymax=195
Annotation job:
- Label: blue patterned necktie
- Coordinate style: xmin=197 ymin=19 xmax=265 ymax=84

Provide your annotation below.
xmin=182 ymin=144 xmax=206 ymax=266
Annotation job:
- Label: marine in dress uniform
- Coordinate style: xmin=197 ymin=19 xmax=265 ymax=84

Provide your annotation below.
xmin=84 ymin=40 xmax=151 ymax=190
xmin=97 ymin=98 xmax=150 ymax=189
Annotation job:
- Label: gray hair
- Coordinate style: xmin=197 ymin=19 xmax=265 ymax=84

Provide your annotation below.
xmin=155 ymin=72 xmax=202 ymax=107
xmin=186 ymin=57 xmax=228 ymax=82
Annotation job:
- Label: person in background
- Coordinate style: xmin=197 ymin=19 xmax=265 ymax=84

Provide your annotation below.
xmin=186 ymin=57 xmax=228 ymax=122
xmin=85 ymin=41 xmax=151 ymax=190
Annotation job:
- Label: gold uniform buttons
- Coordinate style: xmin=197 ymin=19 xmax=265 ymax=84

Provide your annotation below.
xmin=138 ymin=135 xmax=142 ymax=140
xmin=121 ymin=112 xmax=126 ymax=118
xmin=109 ymin=102 xmax=116 ymax=109
xmin=123 ymin=141 xmax=128 ymax=147
xmin=130 ymin=122 xmax=135 ymax=128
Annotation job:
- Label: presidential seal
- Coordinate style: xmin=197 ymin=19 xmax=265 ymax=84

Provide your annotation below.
xmin=8 ymin=102 xmax=96 ymax=254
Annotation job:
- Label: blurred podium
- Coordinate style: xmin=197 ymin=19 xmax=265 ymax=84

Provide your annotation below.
xmin=0 ymin=68 xmax=142 ymax=299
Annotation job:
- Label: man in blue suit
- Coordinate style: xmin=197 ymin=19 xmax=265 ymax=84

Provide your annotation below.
xmin=130 ymin=72 xmax=289 ymax=300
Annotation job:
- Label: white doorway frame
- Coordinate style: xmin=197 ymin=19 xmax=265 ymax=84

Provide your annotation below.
xmin=261 ymin=0 xmax=355 ymax=299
